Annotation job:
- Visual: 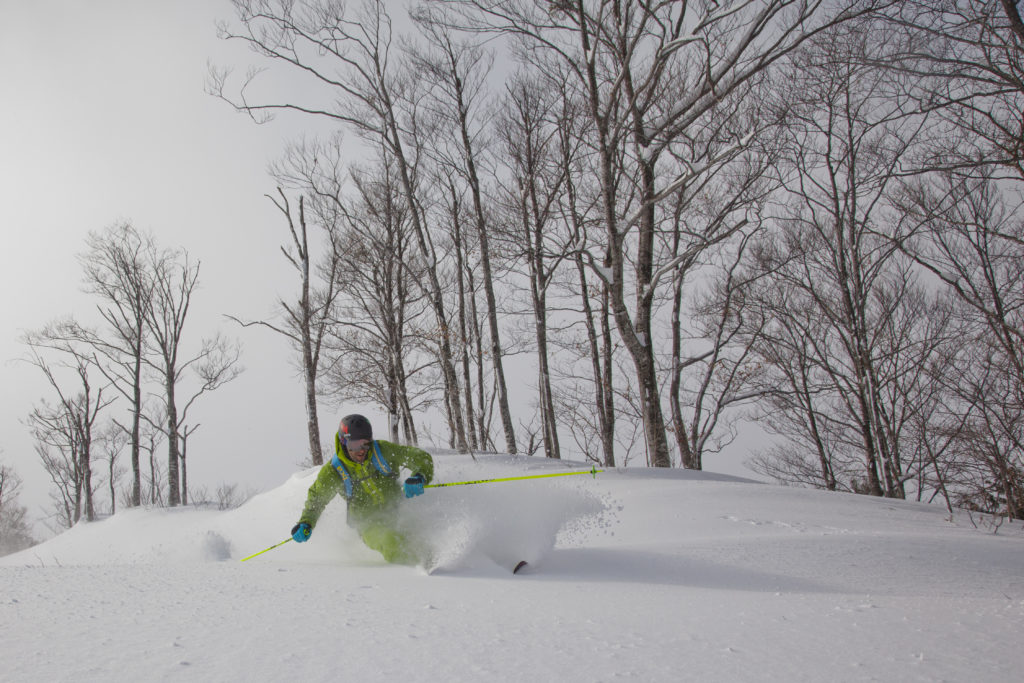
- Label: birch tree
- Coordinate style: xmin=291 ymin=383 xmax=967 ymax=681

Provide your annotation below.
xmin=22 ymin=337 xmax=113 ymax=524
xmin=894 ymin=170 xmax=1024 ymax=515
xmin=439 ymin=169 xmax=485 ymax=450
xmin=320 ymin=154 xmax=432 ymax=444
xmin=144 ymin=246 xmax=242 ymax=506
xmin=0 ymin=461 xmax=35 ymax=556
xmin=748 ymin=22 xmax=939 ymax=496
xmin=880 ymin=0 xmax=1024 ymax=177
xmin=434 ymin=0 xmax=895 ymax=467
xmin=79 ymin=222 xmax=153 ymax=507
xmin=875 ymin=0 xmax=1024 ymax=516
xmin=496 ymin=74 xmax=577 ymax=459
xmin=213 ymin=0 xmax=471 ymax=451
xmin=229 ymin=177 xmax=341 ymax=465
xmin=410 ymin=17 xmax=519 ymax=453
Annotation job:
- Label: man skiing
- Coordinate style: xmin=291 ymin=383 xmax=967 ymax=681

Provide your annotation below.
xmin=290 ymin=414 xmax=434 ymax=565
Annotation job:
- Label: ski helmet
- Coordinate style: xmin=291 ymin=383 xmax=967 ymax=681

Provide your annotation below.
xmin=339 ymin=414 xmax=373 ymax=442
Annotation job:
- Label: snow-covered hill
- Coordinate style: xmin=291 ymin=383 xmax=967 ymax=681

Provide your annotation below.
xmin=2 ymin=455 xmax=1022 ymax=682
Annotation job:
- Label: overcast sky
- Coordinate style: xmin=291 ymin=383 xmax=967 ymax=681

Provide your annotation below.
xmin=0 ymin=0 xmax=363 ymax=524
xmin=1 ymin=0 xmax=761 ymax=531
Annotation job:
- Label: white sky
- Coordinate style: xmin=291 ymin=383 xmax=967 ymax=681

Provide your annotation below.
xmin=0 ymin=0 xmax=341 ymax=522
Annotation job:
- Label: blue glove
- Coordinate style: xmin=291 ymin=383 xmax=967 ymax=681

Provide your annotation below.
xmin=291 ymin=522 xmax=311 ymax=543
xmin=404 ymin=474 xmax=426 ymax=498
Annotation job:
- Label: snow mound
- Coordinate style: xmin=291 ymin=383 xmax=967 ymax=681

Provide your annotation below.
xmin=5 ymin=456 xmax=615 ymax=570
xmin=3 ymin=454 xmax=1024 ymax=682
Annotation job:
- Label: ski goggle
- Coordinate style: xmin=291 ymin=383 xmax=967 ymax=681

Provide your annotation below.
xmin=344 ymin=437 xmax=371 ymax=454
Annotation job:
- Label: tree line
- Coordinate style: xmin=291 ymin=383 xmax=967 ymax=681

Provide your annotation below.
xmin=15 ymin=225 xmax=242 ymax=532
xmin=206 ymin=0 xmax=1023 ymax=520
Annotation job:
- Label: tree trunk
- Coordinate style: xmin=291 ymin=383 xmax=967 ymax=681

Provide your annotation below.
xmin=605 ymin=206 xmax=672 ymax=466
xmin=80 ymin=441 xmax=95 ymax=522
xmin=180 ymin=453 xmax=188 ymax=506
xmin=107 ymin=453 xmax=116 ymax=515
xmin=296 ymin=195 xmax=324 ymax=466
xmin=517 ymin=169 xmax=560 ymax=458
xmin=383 ymin=106 xmax=469 ymax=452
xmin=530 ymin=244 xmax=559 ymax=460
xmin=166 ymin=379 xmax=181 ymax=507
xmin=576 ymin=256 xmax=617 ymax=468
xmin=131 ymin=352 xmax=143 ymax=507
xmin=669 ymin=255 xmax=698 ymax=469
xmin=457 ymin=107 xmax=518 ymax=455
xmin=468 ymin=267 xmax=489 ymax=449
xmin=450 ymin=182 xmax=479 ymax=451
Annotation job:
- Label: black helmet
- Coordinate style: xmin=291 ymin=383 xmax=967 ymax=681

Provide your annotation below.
xmin=339 ymin=414 xmax=373 ymax=441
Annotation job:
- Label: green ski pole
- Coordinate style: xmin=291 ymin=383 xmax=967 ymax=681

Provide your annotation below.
xmin=425 ymin=465 xmax=603 ymax=490
xmin=240 ymin=537 xmax=292 ymax=562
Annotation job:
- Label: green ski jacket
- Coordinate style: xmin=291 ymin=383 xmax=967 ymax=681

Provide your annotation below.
xmin=298 ymin=434 xmax=434 ymax=530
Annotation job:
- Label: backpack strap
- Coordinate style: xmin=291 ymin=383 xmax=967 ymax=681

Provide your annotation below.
xmin=331 ymin=441 xmax=393 ymax=499
xmin=369 ymin=441 xmax=392 ymax=476
xmin=331 ymin=454 xmax=355 ymax=498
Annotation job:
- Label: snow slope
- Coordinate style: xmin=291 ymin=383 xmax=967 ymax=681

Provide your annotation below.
xmin=2 ymin=454 xmax=1023 ymax=682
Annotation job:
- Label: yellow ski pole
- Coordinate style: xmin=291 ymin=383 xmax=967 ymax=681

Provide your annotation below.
xmin=240 ymin=537 xmax=292 ymax=562
xmin=425 ymin=465 xmax=603 ymax=489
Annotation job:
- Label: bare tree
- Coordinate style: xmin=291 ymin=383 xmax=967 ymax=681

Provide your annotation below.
xmin=139 ymin=415 xmax=166 ymax=506
xmin=745 ymin=278 xmax=846 ymax=490
xmin=409 ymin=17 xmax=518 ymax=454
xmin=0 ymin=460 xmax=36 ymax=556
xmin=879 ymin=0 xmax=1024 ymax=177
xmin=432 ymin=0 xmax=896 ymax=467
xmin=319 ymin=153 xmax=433 ymax=444
xmin=272 ymin=136 xmax=433 ymax=445
xmin=27 ymin=225 xmax=154 ymax=508
xmin=144 ymin=246 xmax=192 ymax=507
xmin=79 ymin=222 xmax=154 ymax=507
xmin=144 ymin=245 xmax=242 ymax=506
xmin=228 ymin=180 xmax=341 ymax=465
xmin=867 ymin=1 xmax=1024 ymax=517
xmin=177 ymin=423 xmax=199 ymax=506
xmin=894 ymin=170 xmax=1024 ymax=515
xmin=747 ymin=22 xmax=939 ymax=496
xmin=440 ymin=170 xmax=483 ymax=450
xmin=22 ymin=336 xmax=114 ymax=524
xmin=671 ymin=230 xmax=767 ymax=470
xmin=212 ymin=0 xmax=471 ymax=451
xmin=553 ymin=73 xmax=619 ymax=468
xmin=570 ymin=250 xmax=619 ymax=467
xmin=496 ymin=74 xmax=579 ymax=459
xmin=96 ymin=422 xmax=127 ymax=515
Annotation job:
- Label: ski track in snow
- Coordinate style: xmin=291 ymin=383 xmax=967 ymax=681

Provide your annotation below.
xmin=2 ymin=454 xmax=1023 ymax=682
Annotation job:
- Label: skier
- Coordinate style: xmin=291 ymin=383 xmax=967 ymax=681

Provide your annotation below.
xmin=290 ymin=414 xmax=434 ymax=565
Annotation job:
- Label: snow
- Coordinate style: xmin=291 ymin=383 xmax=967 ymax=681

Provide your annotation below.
xmin=2 ymin=454 xmax=1023 ymax=682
